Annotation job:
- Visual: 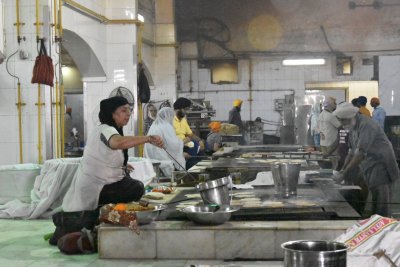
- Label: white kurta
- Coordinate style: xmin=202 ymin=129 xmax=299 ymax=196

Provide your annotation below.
xmin=62 ymin=124 xmax=125 ymax=212
xmin=317 ymin=110 xmax=341 ymax=146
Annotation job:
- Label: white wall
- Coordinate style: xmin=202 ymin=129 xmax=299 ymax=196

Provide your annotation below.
xmin=179 ymin=55 xmax=374 ymax=133
xmin=379 ymin=55 xmax=400 ymax=116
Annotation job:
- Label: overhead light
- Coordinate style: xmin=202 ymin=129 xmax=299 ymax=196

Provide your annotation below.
xmin=138 ymin=14 xmax=145 ymax=23
xmin=282 ymin=58 xmax=326 ymax=66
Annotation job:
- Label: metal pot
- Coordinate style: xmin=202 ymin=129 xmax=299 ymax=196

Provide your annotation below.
xmin=196 ymin=177 xmax=230 ymax=205
xmin=272 ymin=162 xmax=301 ymax=197
xmin=282 ymin=240 xmax=347 ymax=267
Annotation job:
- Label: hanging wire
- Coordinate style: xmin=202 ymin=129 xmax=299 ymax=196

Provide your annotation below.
xmin=6 ymin=50 xmax=20 ymax=83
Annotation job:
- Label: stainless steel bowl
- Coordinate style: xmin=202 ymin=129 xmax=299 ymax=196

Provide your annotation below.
xmin=136 ymin=204 xmax=167 ymax=225
xmin=181 ymin=205 xmax=240 ymax=225
xmin=282 ymin=240 xmax=347 ymax=267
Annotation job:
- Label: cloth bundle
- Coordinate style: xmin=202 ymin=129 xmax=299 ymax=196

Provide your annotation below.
xmin=220 ymin=123 xmax=240 ymax=135
xmin=31 ymin=39 xmax=54 ymax=87
xmin=335 ymin=215 xmax=400 ymax=266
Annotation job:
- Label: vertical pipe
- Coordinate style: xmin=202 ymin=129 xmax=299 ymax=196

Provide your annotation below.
xmin=58 ymin=0 xmax=63 ymax=37
xmin=37 ymin=84 xmax=43 ymax=164
xmin=60 ymin=83 xmax=65 ymax=157
xmin=17 ymin=83 xmax=24 ymax=163
xmin=248 ymin=59 xmax=253 ymax=121
xmin=53 ymin=0 xmax=58 ymax=38
xmin=16 ymin=0 xmax=21 ymax=42
xmin=137 ymin=23 xmax=144 ymax=156
xmin=55 ymin=80 xmax=60 ymax=157
xmin=35 ymin=0 xmax=40 ymax=41
xmin=58 ymin=0 xmax=64 ymax=157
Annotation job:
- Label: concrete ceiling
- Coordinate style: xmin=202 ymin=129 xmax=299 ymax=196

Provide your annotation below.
xmin=175 ymin=0 xmax=400 ymax=55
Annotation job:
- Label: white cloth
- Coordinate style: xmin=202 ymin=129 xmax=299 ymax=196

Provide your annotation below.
xmin=0 ymin=158 xmax=80 ymax=219
xmin=144 ymin=107 xmax=185 ymax=177
xmin=62 ymin=124 xmax=126 ymax=212
xmin=128 ymin=157 xmax=156 ymax=186
xmin=317 ymin=110 xmax=341 ymax=146
xmin=335 ymin=215 xmax=400 ymax=266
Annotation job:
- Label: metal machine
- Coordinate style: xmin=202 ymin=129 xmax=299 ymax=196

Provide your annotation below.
xmin=186 ymin=98 xmax=216 ymax=139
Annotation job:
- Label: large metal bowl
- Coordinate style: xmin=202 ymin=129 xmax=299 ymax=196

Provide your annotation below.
xmin=282 ymin=240 xmax=347 ymax=267
xmin=196 ymin=177 xmax=231 ymax=205
xmin=135 ymin=204 xmax=167 ymax=225
xmin=181 ymin=205 xmax=240 ymax=225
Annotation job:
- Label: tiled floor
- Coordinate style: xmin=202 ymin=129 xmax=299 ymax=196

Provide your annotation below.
xmin=0 ymin=219 xmax=283 ymax=267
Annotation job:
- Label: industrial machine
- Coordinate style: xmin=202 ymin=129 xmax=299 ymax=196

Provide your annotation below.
xmin=186 ymin=98 xmax=216 ymax=139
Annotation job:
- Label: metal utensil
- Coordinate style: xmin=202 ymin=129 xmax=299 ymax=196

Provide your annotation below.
xmin=181 ymin=204 xmax=240 ymax=225
xmin=163 ymin=147 xmax=197 ymax=181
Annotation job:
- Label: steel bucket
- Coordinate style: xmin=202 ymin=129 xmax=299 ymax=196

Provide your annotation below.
xmin=196 ymin=177 xmax=230 ymax=205
xmin=282 ymin=240 xmax=347 ymax=267
xmin=272 ymin=162 xmax=301 ymax=197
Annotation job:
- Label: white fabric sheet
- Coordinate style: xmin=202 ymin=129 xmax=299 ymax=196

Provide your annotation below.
xmin=0 ymin=158 xmax=80 ymax=219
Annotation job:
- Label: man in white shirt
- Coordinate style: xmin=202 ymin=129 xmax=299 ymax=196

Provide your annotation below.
xmin=317 ymin=97 xmax=341 ymax=156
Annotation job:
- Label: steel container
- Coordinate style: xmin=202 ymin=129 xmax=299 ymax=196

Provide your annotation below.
xmin=196 ymin=177 xmax=230 ymax=205
xmin=272 ymin=162 xmax=301 ymax=197
xmin=282 ymin=240 xmax=347 ymax=267
xmin=135 ymin=204 xmax=167 ymax=225
xmin=181 ymin=205 xmax=240 ymax=225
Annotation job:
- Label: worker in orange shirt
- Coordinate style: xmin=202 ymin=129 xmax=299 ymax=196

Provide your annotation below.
xmin=357 ymin=96 xmax=371 ymax=118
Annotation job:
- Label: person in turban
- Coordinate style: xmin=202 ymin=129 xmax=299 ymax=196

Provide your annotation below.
xmin=206 ymin=121 xmax=222 ymax=155
xmin=317 ymin=97 xmax=341 ymax=156
xmin=228 ymin=99 xmax=243 ymax=131
xmin=333 ymin=102 xmax=399 ymax=216
xmin=370 ymin=97 xmax=386 ymax=129
xmin=358 ymin=96 xmax=371 ymax=118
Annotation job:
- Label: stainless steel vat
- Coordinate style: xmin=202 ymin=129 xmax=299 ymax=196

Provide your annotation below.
xmin=282 ymin=240 xmax=347 ymax=267
xmin=196 ymin=177 xmax=230 ymax=205
xmin=272 ymin=162 xmax=301 ymax=197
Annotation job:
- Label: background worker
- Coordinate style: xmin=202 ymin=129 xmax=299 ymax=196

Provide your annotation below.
xmin=370 ymin=97 xmax=386 ymax=129
xmin=333 ymin=102 xmax=399 ymax=217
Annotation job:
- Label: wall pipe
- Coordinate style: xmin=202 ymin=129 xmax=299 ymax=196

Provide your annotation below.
xmin=248 ymin=59 xmax=253 ymax=121
xmin=185 ymin=89 xmax=296 ymax=93
xmin=138 ymin=23 xmax=144 ymax=156
xmin=63 ymin=0 xmax=142 ymax=25
xmin=14 ymin=0 xmax=25 ymax=163
xmin=58 ymin=0 xmax=65 ymax=157
xmin=35 ymin=0 xmax=44 ymax=163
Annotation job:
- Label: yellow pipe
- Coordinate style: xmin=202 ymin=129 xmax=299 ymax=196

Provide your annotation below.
xmin=137 ymin=24 xmax=144 ymax=156
xmin=16 ymin=0 xmax=21 ymax=41
xmin=37 ymin=85 xmax=43 ymax=164
xmin=16 ymin=82 xmax=25 ymax=163
xmin=35 ymin=0 xmax=40 ymax=41
xmin=58 ymin=0 xmax=63 ymax=37
xmin=60 ymin=83 xmax=65 ymax=157
xmin=55 ymin=80 xmax=60 ymax=157
xmin=63 ymin=0 xmax=143 ymax=25
xmin=53 ymin=0 xmax=58 ymax=38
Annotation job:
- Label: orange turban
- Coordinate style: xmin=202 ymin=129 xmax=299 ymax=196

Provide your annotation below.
xmin=370 ymin=97 xmax=380 ymax=106
xmin=209 ymin=121 xmax=221 ymax=132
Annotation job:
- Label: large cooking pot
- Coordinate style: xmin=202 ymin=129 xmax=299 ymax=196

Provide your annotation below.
xmin=272 ymin=162 xmax=301 ymax=197
xmin=281 ymin=240 xmax=347 ymax=267
xmin=196 ymin=177 xmax=230 ymax=205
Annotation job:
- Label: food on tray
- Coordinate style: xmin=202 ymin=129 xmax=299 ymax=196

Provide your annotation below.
xmin=152 ymin=186 xmax=174 ymax=194
xmin=143 ymin=192 xmax=164 ymax=200
xmin=262 ymin=201 xmax=284 ymax=208
xmin=239 ymin=197 xmax=262 ymax=202
xmin=242 ymin=153 xmax=263 ymax=158
xmin=125 ymin=203 xmax=156 ymax=211
xmin=289 ymin=199 xmax=316 ymax=207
